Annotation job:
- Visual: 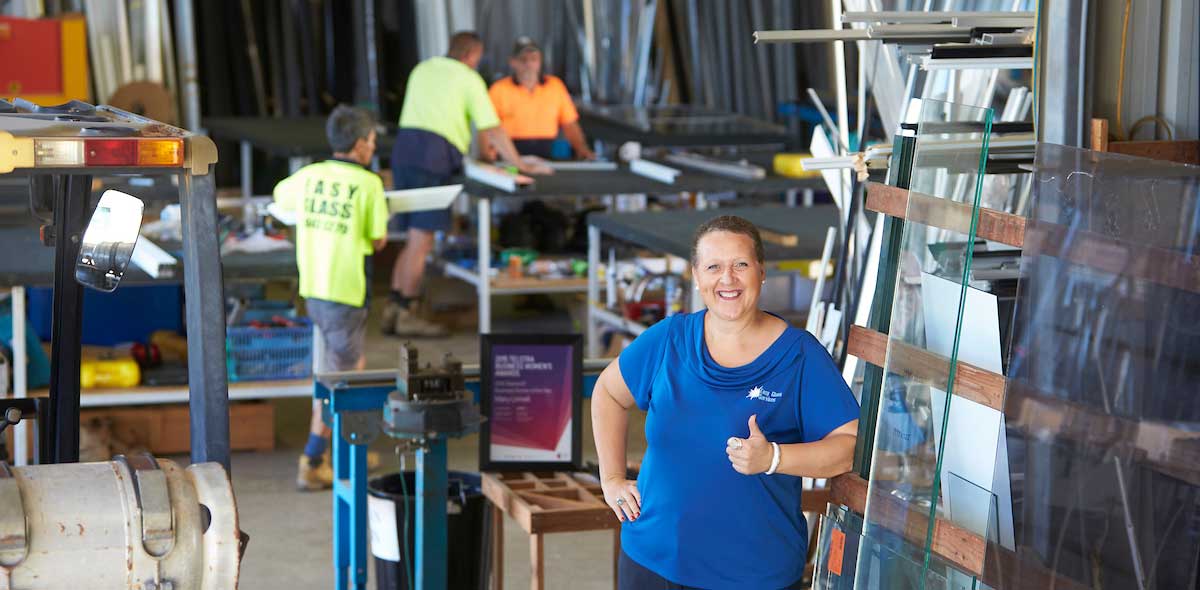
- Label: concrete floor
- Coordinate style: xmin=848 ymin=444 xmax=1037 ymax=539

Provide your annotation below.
xmin=234 ymin=278 xmax=648 ymax=589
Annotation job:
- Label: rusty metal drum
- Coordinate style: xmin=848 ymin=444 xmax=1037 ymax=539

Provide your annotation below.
xmin=0 ymin=454 xmax=239 ymax=589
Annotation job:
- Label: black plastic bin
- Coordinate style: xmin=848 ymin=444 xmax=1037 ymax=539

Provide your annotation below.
xmin=368 ymin=470 xmax=492 ymax=590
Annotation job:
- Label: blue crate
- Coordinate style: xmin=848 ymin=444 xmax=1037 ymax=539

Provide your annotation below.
xmin=226 ymin=318 xmax=313 ymax=382
xmin=238 ymin=300 xmax=298 ymax=324
xmin=28 ymin=285 xmax=183 ymax=346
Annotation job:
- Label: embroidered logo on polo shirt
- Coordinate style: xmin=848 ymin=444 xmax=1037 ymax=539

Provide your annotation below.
xmin=747 ymin=386 xmax=783 ymax=403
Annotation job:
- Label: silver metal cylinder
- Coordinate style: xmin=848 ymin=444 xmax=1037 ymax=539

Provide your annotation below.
xmin=0 ymin=457 xmax=239 ymax=590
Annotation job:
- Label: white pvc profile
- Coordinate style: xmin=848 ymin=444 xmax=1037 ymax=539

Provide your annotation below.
xmin=864 ymin=145 xmax=894 ymax=160
xmin=591 ymin=305 xmax=649 ymax=337
xmin=130 ymin=236 xmax=177 ymax=279
xmin=265 ymin=202 xmax=297 ymax=226
xmin=805 ymin=227 xmax=837 ymax=336
xmin=662 ymin=153 xmax=764 ymax=180
xmin=384 ymin=184 xmax=462 ymax=214
xmin=800 ymin=156 xmax=858 ymax=171
xmin=465 ymin=160 xmax=518 ymax=192
xmin=952 ymin=16 xmax=1035 ymax=28
xmin=867 ymin=23 xmax=975 ymax=38
xmin=629 ymin=159 xmax=680 ymax=184
xmin=78 ymin=380 xmax=312 ymax=407
xmin=753 ymin=29 xmax=870 ymax=44
xmin=910 ymin=134 xmax=1035 ymax=154
xmin=841 ymin=214 xmax=884 ymax=391
xmin=918 ymin=56 xmax=1033 ymax=70
xmin=980 ymin=31 xmax=1034 ymax=45
xmin=842 ymin=11 xmax=1034 ymax=24
xmin=547 ymin=161 xmax=619 ymax=171
xmin=1001 ymin=87 xmax=1030 ymax=121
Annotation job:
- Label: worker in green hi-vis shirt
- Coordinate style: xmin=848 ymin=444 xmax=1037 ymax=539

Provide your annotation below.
xmin=386 ymin=30 xmax=545 ymax=337
xmin=272 ymin=105 xmax=388 ymax=491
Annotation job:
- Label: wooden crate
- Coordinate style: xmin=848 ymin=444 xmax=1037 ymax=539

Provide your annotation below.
xmin=3 ymin=401 xmax=275 ymax=461
xmin=84 ymin=401 xmax=276 ymax=455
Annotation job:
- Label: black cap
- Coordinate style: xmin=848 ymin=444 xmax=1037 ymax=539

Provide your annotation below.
xmin=511 ymin=36 xmax=541 ymax=57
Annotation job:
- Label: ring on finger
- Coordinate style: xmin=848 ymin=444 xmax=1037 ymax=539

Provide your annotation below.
xmin=727 ymin=437 xmax=743 ymax=450
xmin=616 ymin=497 xmax=625 ymax=506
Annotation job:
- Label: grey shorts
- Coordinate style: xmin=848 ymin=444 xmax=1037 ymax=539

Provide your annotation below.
xmin=305 ymin=298 xmax=368 ymax=372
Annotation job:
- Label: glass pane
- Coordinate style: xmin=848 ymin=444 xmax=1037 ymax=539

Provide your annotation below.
xmin=989 ymin=144 xmax=1200 ymax=589
xmin=814 ymin=503 xmax=983 ymax=590
xmin=863 ymin=98 xmax=994 ymax=586
xmin=813 ymin=505 xmax=862 ymax=590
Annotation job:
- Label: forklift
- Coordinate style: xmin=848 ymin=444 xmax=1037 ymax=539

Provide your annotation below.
xmin=0 ymin=99 xmax=243 ymax=588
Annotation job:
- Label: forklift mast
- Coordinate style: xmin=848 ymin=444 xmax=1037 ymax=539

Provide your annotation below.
xmin=0 ymin=98 xmax=231 ymax=469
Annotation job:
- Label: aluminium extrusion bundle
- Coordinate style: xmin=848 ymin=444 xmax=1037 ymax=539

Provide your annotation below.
xmin=662 ymin=152 xmax=765 ymax=181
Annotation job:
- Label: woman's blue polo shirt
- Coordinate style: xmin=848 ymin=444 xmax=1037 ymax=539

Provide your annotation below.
xmin=618 ymin=310 xmax=860 ymax=589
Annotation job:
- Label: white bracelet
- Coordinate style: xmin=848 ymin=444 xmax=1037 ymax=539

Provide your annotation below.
xmin=765 ymin=442 xmax=781 ymax=475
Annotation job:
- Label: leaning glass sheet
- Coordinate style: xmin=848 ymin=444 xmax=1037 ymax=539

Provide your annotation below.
xmin=813 ymin=503 xmax=986 ymax=589
xmin=862 ymin=99 xmax=994 ymax=587
xmin=990 ymin=145 xmax=1200 ymax=589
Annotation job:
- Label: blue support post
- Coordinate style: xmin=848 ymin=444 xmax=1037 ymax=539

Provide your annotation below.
xmin=333 ymin=410 xmax=353 ymax=589
xmin=416 ymin=439 xmax=449 ymax=590
xmin=321 ymin=381 xmax=394 ymax=590
xmin=350 ymin=440 xmax=369 ymax=587
xmin=331 ymin=413 xmax=369 ymax=589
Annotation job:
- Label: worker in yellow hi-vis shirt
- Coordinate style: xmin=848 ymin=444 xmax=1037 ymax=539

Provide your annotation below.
xmin=272 ymin=105 xmax=388 ymax=491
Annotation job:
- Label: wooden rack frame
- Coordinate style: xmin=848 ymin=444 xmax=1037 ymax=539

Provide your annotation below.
xmin=828 ymin=182 xmax=1167 ymax=589
xmin=482 ymin=472 xmax=619 ymax=590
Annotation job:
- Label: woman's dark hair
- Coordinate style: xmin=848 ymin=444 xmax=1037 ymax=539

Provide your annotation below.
xmin=689 ymin=215 xmax=765 ymax=266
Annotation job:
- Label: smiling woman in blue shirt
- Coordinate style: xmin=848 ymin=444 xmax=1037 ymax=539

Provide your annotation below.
xmin=592 ymin=215 xmax=860 ymax=589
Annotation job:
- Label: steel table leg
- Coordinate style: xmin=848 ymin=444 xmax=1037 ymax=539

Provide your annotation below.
xmin=587 ymin=225 xmax=601 ymax=357
xmin=416 ymin=439 xmax=449 ymax=590
xmin=333 ymin=410 xmax=351 ymax=589
xmin=478 ymin=197 xmax=492 ymax=334
xmin=11 ymin=286 xmax=28 ymax=465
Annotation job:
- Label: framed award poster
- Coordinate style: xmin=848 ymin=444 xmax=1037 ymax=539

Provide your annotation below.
xmin=480 ymin=333 xmax=582 ymax=472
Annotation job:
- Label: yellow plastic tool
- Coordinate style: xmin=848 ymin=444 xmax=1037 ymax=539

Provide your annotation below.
xmin=773 ymin=153 xmax=823 ymax=179
xmin=81 ymin=358 xmax=141 ymax=389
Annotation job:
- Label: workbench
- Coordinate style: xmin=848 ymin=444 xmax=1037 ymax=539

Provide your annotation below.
xmin=456 ymin=163 xmax=823 ymax=334
xmin=585 ymin=204 xmax=842 ymax=356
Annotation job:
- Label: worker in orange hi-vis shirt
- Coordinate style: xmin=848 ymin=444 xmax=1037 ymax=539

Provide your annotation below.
xmin=487 ymin=37 xmax=596 ymax=161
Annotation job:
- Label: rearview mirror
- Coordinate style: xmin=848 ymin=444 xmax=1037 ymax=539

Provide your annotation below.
xmin=76 ymin=190 xmax=145 ymax=292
